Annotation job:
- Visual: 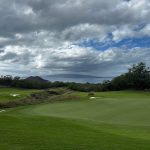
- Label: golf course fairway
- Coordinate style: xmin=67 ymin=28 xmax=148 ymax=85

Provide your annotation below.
xmin=1 ymin=90 xmax=150 ymax=150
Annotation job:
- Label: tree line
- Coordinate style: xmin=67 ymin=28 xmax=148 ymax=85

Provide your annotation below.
xmin=0 ymin=62 xmax=150 ymax=91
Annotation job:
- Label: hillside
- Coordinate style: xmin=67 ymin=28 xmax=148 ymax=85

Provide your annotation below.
xmin=25 ymin=76 xmax=48 ymax=82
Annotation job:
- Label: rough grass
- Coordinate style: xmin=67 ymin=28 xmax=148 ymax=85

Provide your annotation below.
xmin=1 ymin=90 xmax=150 ymax=149
xmin=0 ymin=87 xmax=39 ymax=103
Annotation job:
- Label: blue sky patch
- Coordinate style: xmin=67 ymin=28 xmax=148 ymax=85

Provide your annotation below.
xmin=78 ymin=36 xmax=150 ymax=51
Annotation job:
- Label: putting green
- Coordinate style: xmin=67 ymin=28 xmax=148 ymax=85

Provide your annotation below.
xmin=1 ymin=90 xmax=150 ymax=150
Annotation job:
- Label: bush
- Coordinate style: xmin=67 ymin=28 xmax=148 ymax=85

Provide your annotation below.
xmin=88 ymin=92 xmax=95 ymax=96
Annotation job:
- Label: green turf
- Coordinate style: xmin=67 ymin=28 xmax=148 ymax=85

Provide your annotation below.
xmin=1 ymin=90 xmax=150 ymax=150
xmin=0 ymin=87 xmax=39 ymax=103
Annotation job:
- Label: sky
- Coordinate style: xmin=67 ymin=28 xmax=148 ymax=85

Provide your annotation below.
xmin=0 ymin=0 xmax=150 ymax=79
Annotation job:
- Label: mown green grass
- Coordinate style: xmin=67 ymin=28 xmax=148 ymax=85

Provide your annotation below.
xmin=24 ymin=91 xmax=150 ymax=125
xmin=0 ymin=87 xmax=40 ymax=103
xmin=1 ymin=90 xmax=150 ymax=150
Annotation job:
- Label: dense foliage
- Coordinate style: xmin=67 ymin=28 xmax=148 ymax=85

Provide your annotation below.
xmin=111 ymin=62 xmax=150 ymax=90
xmin=0 ymin=62 xmax=150 ymax=91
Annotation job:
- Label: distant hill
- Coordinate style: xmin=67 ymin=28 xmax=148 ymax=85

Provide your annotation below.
xmin=25 ymin=76 xmax=48 ymax=83
xmin=42 ymin=74 xmax=112 ymax=83
xmin=44 ymin=74 xmax=111 ymax=79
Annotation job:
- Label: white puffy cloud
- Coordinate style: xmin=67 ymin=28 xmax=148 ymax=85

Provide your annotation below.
xmin=1 ymin=43 xmax=150 ymax=77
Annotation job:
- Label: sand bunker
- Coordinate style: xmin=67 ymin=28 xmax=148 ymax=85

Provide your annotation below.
xmin=0 ymin=110 xmax=5 ymax=113
xmin=10 ymin=94 xmax=20 ymax=97
xmin=89 ymin=97 xmax=96 ymax=99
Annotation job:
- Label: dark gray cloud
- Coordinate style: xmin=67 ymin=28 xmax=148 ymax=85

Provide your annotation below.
xmin=0 ymin=0 xmax=150 ymax=36
xmin=0 ymin=52 xmax=18 ymax=61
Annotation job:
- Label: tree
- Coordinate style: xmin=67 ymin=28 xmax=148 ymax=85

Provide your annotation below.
xmin=127 ymin=62 xmax=150 ymax=89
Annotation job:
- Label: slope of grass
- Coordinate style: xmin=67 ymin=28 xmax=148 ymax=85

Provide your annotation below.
xmin=1 ymin=90 xmax=150 ymax=150
xmin=21 ymin=90 xmax=150 ymax=126
xmin=0 ymin=87 xmax=39 ymax=103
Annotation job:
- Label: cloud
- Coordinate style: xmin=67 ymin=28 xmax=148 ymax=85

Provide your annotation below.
xmin=1 ymin=44 xmax=150 ymax=77
xmin=0 ymin=0 xmax=150 ymax=78
xmin=0 ymin=0 xmax=150 ymax=36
